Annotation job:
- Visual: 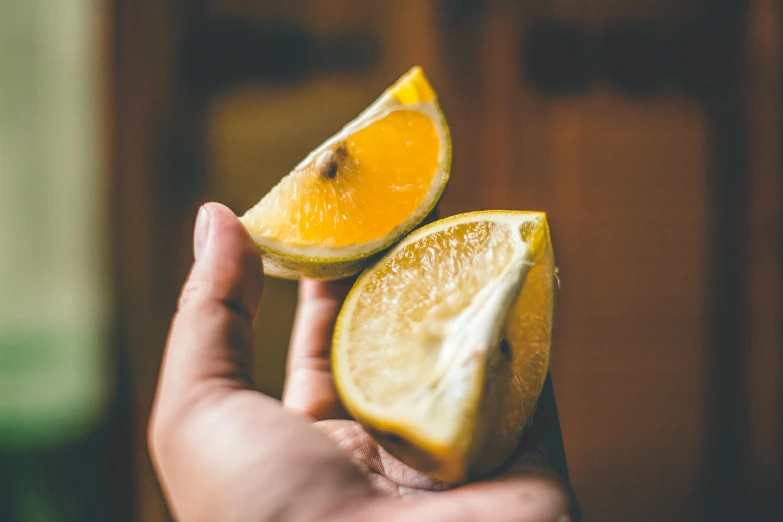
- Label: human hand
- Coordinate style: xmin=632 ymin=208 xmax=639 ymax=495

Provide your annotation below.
xmin=149 ymin=202 xmax=578 ymax=521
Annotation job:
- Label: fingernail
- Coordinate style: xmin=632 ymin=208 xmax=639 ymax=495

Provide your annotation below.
xmin=556 ymin=515 xmax=571 ymax=522
xmin=194 ymin=205 xmax=211 ymax=261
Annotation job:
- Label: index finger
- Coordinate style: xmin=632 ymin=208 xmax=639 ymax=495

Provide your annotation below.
xmin=282 ymin=279 xmax=354 ymax=420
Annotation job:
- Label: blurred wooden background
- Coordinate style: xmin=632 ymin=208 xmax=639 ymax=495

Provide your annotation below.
xmin=112 ymin=1 xmax=782 ymax=521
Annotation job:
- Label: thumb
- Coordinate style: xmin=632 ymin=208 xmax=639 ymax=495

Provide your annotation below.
xmin=155 ymin=202 xmax=264 ymax=412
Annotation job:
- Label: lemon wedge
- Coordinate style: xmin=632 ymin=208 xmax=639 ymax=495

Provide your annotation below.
xmin=239 ymin=66 xmax=450 ymax=280
xmin=333 ymin=211 xmax=555 ymax=483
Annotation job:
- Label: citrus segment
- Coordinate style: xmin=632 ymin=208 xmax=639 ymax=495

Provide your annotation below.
xmin=239 ymin=66 xmax=450 ymax=280
xmin=333 ymin=211 xmax=555 ymax=483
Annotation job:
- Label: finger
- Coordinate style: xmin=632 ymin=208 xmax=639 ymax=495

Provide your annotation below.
xmin=362 ymin=480 xmax=572 ymax=522
xmin=497 ymin=373 xmax=581 ymax=519
xmin=283 ymin=203 xmax=440 ymax=421
xmin=503 ymin=374 xmax=569 ymax=480
xmin=283 ymin=279 xmax=354 ymax=420
xmin=154 ymin=203 xmax=264 ymax=413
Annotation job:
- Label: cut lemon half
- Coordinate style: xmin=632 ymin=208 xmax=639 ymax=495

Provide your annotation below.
xmin=333 ymin=211 xmax=555 ymax=483
xmin=239 ymin=66 xmax=450 ymax=280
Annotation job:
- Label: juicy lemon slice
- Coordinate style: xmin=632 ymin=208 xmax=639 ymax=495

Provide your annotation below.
xmin=333 ymin=211 xmax=555 ymax=483
xmin=239 ymin=66 xmax=451 ymax=280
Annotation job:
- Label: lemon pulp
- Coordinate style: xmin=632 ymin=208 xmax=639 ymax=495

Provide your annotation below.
xmin=242 ymin=110 xmax=440 ymax=247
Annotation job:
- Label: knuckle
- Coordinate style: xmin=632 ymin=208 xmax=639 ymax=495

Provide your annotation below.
xmin=177 ymin=274 xmax=203 ymax=312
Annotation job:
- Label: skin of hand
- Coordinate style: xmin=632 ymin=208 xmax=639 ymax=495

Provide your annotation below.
xmin=148 ymin=202 xmax=579 ymax=522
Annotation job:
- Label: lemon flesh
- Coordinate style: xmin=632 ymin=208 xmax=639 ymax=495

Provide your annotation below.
xmin=333 ymin=211 xmax=555 ymax=483
xmin=240 ymin=66 xmax=450 ymax=280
